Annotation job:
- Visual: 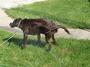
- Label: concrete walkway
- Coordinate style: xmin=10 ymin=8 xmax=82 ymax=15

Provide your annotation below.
xmin=0 ymin=0 xmax=90 ymax=40
xmin=0 ymin=0 xmax=45 ymax=9
xmin=0 ymin=9 xmax=13 ymax=27
xmin=56 ymin=29 xmax=90 ymax=40
xmin=0 ymin=26 xmax=90 ymax=40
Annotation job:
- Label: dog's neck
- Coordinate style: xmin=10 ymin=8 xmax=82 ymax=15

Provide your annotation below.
xmin=18 ymin=20 xmax=22 ymax=27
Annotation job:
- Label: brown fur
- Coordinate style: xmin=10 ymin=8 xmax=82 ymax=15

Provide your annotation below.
xmin=10 ymin=18 xmax=70 ymax=50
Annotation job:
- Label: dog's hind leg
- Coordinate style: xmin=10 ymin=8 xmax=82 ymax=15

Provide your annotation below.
xmin=45 ymin=34 xmax=52 ymax=51
xmin=52 ymin=34 xmax=56 ymax=44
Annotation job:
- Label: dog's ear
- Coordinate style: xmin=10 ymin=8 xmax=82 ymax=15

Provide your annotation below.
xmin=13 ymin=18 xmax=22 ymax=23
xmin=17 ymin=18 xmax=22 ymax=20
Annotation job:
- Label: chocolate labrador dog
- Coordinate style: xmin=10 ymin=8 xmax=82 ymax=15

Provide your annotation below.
xmin=10 ymin=18 xmax=70 ymax=50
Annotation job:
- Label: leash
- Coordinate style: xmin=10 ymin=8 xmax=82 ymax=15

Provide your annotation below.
xmin=0 ymin=20 xmax=22 ymax=47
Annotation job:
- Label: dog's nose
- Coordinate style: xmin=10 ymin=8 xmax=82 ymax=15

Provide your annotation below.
xmin=9 ymin=23 xmax=11 ymax=26
xmin=9 ymin=23 xmax=13 ymax=27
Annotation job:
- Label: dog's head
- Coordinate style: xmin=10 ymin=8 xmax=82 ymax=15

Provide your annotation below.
xmin=9 ymin=18 xmax=22 ymax=28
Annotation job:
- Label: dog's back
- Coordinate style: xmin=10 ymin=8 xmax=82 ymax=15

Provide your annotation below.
xmin=19 ymin=18 xmax=59 ymax=35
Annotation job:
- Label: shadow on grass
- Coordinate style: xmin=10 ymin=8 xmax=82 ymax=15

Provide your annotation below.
xmin=3 ymin=37 xmax=47 ymax=48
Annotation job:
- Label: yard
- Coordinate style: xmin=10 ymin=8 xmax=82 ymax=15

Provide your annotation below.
xmin=0 ymin=29 xmax=90 ymax=67
xmin=0 ymin=0 xmax=90 ymax=67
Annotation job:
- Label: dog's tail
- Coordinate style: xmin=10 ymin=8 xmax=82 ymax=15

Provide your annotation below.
xmin=57 ymin=25 xmax=70 ymax=34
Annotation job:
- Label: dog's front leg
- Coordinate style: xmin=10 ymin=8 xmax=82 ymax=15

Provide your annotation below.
xmin=37 ymin=33 xmax=41 ymax=43
xmin=22 ymin=33 xmax=28 ymax=48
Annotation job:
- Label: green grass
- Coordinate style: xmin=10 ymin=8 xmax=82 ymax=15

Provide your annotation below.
xmin=0 ymin=29 xmax=90 ymax=67
xmin=6 ymin=0 xmax=90 ymax=29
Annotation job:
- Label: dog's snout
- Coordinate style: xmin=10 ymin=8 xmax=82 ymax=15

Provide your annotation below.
xmin=9 ymin=23 xmax=13 ymax=27
xmin=9 ymin=23 xmax=12 ymax=26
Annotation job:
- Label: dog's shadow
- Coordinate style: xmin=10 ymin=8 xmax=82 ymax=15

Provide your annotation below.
xmin=3 ymin=37 xmax=47 ymax=48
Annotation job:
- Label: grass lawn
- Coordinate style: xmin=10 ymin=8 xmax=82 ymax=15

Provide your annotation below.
xmin=6 ymin=0 xmax=90 ymax=29
xmin=0 ymin=29 xmax=90 ymax=67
